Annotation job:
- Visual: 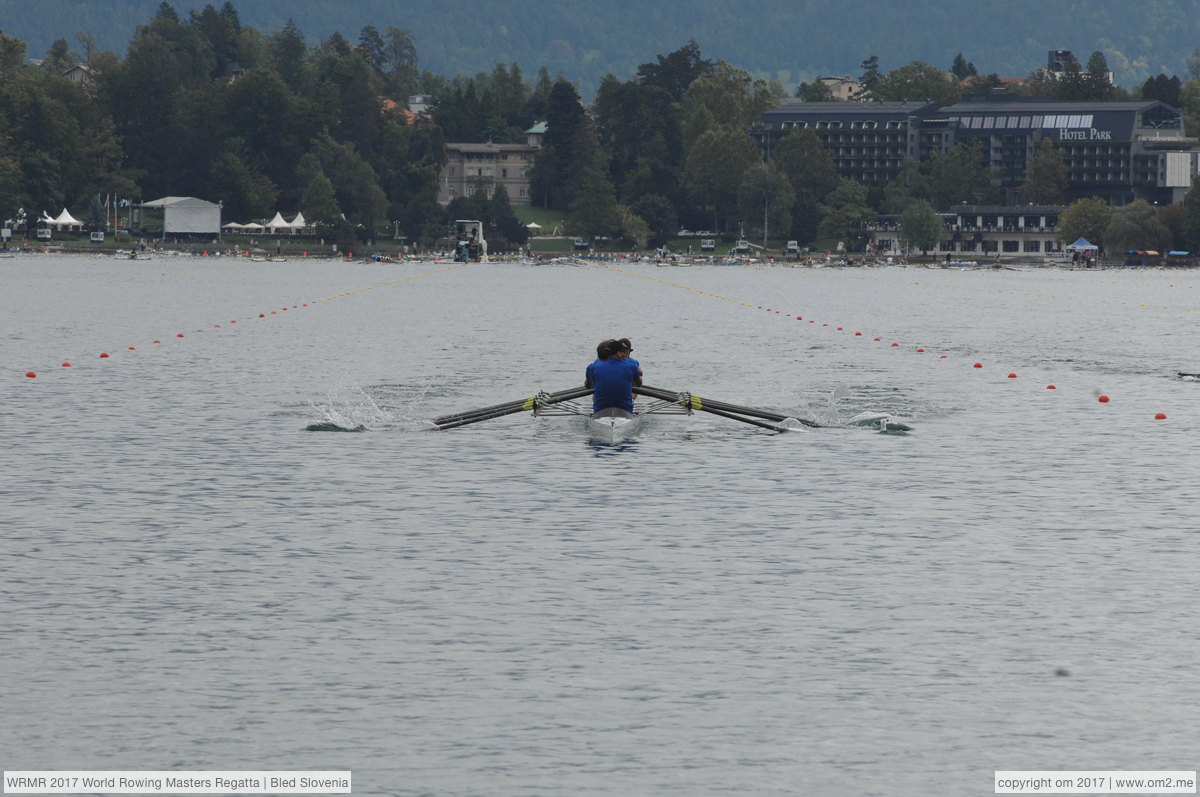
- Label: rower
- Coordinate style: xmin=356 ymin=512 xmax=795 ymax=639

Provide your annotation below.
xmin=584 ymin=338 xmax=643 ymax=413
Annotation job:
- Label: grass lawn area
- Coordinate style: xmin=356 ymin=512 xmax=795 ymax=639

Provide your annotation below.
xmin=514 ymin=205 xmax=566 ymax=233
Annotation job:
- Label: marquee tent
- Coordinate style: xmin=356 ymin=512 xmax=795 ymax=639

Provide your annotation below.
xmin=1065 ymin=237 xmax=1097 ymax=251
xmin=265 ymin=211 xmax=290 ymax=233
xmin=138 ymin=196 xmax=222 ymax=236
xmin=50 ymin=208 xmax=84 ymax=230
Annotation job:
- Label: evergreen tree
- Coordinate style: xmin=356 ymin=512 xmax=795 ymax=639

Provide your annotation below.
xmin=566 ymin=160 xmax=622 ymax=240
xmin=856 ymin=55 xmax=880 ymax=99
xmin=489 ymin=184 xmax=528 ymax=245
xmin=636 ymin=40 xmax=712 ymax=102
xmin=1085 ymin=51 xmax=1113 ymax=100
xmin=950 ymin=53 xmax=976 ymax=80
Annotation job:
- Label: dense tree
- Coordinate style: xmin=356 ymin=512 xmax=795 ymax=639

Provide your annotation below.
xmin=817 ymin=179 xmax=873 ymax=246
xmin=301 ymin=171 xmax=341 ymax=226
xmin=794 ymin=80 xmax=834 ymax=102
xmin=636 ymin=40 xmax=712 ymax=102
xmin=566 ymin=158 xmax=622 ymax=240
xmin=772 ymin=127 xmax=838 ymax=202
xmin=682 ymin=127 xmax=760 ymax=231
xmin=1140 ymin=73 xmax=1182 ymax=106
xmin=1057 ymin=197 xmax=1113 ymax=248
xmin=772 ymin=127 xmax=838 ymax=243
xmin=593 ymin=76 xmax=680 ymax=203
xmin=872 ymin=61 xmax=961 ymax=105
xmin=899 ymin=200 xmax=943 ymax=253
xmin=950 ymin=53 xmax=976 ymax=80
xmin=682 ymin=61 xmax=778 ymax=132
xmin=206 ymin=150 xmax=277 ymax=220
xmin=529 ymin=78 xmax=584 ymax=211
xmin=488 ymin=184 xmax=528 ymax=246
xmin=1085 ymin=51 xmax=1114 ymax=101
xmin=737 ymin=161 xmax=793 ymax=245
xmin=1103 ymin=199 xmax=1171 ymax=252
xmin=631 ymin=194 xmax=677 ymax=247
xmin=922 ymin=140 xmax=997 ymax=208
xmin=1020 ymin=139 xmax=1068 ymax=205
xmin=856 ymin=55 xmax=881 ymax=100
xmin=1182 ymin=176 xmax=1200 ymax=251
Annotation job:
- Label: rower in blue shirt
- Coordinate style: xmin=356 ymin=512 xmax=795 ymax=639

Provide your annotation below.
xmin=585 ymin=338 xmax=643 ymax=413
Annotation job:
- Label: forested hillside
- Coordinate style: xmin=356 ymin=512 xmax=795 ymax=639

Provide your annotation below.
xmin=1 ymin=0 xmax=1199 ymax=94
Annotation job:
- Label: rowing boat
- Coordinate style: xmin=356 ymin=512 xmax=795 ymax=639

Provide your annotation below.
xmin=535 ymin=392 xmax=691 ymax=443
xmin=431 ymin=383 xmax=912 ymax=436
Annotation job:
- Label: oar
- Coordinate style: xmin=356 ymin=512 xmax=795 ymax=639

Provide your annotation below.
xmin=434 ymin=386 xmax=593 ymax=429
xmin=636 ymin=384 xmax=821 ymax=428
xmin=687 ymin=403 xmax=789 ymax=432
xmin=432 ymin=385 xmax=590 ymax=425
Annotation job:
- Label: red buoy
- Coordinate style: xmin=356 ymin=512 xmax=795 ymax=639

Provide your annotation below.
xmin=177 ymin=333 xmax=185 ymax=337
xmin=25 ymin=370 xmax=36 ymax=378
xmin=128 ymin=346 xmax=136 ymax=350
xmin=1047 ymin=385 xmax=1056 ymax=389
xmin=1098 ymin=395 xmax=1110 ymax=403
xmin=1008 ymin=373 xmax=1017 ymax=378
xmin=973 ymin=362 xmax=983 ymax=368
xmin=916 ymin=348 xmax=925 ymax=352
xmin=62 ymin=362 xmax=71 ymax=367
xmin=1155 ymin=412 xmax=1167 ymax=419
xmin=100 ymin=352 xmax=110 ymax=358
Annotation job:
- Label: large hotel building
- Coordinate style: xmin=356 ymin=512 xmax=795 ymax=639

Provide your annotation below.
xmin=750 ymin=95 xmax=1200 ymax=206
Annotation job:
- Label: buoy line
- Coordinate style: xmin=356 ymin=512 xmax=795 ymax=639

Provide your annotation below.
xmin=594 ymin=261 xmax=1177 ymax=423
xmin=20 ymin=260 xmax=475 ymax=381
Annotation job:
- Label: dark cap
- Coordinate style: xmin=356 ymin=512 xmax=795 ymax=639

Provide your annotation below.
xmin=615 ymin=338 xmax=633 ymax=352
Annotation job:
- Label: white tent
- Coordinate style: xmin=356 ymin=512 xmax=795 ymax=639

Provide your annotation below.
xmin=138 ymin=196 xmax=222 ymax=236
xmin=265 ymin=211 xmax=290 ymax=233
xmin=1065 ymin=237 xmax=1097 ymax=251
xmin=38 ymin=211 xmax=55 ymax=226
xmin=240 ymin=222 xmax=265 ymax=232
xmin=289 ymin=212 xmax=306 ymax=229
xmin=525 ymin=222 xmax=541 ymax=230
xmin=52 ymin=208 xmax=84 ymax=229
xmin=222 ymin=221 xmax=245 ymax=230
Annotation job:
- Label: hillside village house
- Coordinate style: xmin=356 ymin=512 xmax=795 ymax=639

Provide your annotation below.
xmin=437 ymin=122 xmax=545 ymax=205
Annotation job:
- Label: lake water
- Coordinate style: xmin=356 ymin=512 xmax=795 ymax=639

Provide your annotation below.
xmin=3 ymin=254 xmax=1198 ymax=796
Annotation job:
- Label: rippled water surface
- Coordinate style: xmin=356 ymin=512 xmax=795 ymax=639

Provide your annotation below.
xmin=3 ymin=254 xmax=1198 ymax=795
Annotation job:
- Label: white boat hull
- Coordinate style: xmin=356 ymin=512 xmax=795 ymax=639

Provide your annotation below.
xmin=587 ymin=408 xmax=641 ymax=443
